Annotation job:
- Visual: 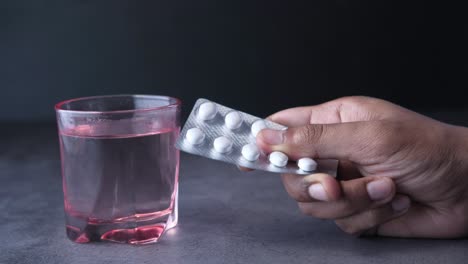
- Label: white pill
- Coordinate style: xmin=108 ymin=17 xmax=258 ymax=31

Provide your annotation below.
xmin=241 ymin=143 xmax=260 ymax=161
xmin=251 ymin=120 xmax=267 ymax=137
xmin=297 ymin=158 xmax=317 ymax=172
xmin=225 ymin=111 xmax=243 ymax=130
xmin=269 ymin=151 xmax=288 ymax=167
xmin=213 ymin=136 xmax=233 ymax=153
xmin=197 ymin=102 xmax=217 ymax=121
xmin=185 ymin=127 xmax=205 ymax=145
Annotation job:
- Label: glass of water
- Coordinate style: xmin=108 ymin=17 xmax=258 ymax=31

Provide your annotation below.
xmin=55 ymin=95 xmax=181 ymax=245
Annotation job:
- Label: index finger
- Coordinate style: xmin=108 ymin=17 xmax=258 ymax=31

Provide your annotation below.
xmin=267 ymin=106 xmax=318 ymax=127
xmin=268 ymin=96 xmax=401 ymax=127
xmin=268 ymin=99 xmax=345 ymax=127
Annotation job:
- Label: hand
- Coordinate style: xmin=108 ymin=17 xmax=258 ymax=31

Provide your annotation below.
xmin=256 ymin=96 xmax=468 ymax=238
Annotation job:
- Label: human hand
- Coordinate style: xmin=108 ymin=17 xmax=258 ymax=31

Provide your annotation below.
xmin=256 ymin=96 xmax=468 ymax=238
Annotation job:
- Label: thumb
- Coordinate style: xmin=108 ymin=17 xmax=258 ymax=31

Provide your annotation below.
xmin=256 ymin=121 xmax=390 ymax=161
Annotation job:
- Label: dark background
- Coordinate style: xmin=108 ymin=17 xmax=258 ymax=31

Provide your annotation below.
xmin=1 ymin=1 xmax=467 ymax=122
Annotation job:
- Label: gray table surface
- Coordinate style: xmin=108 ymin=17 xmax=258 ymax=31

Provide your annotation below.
xmin=2 ymin=110 xmax=468 ymax=264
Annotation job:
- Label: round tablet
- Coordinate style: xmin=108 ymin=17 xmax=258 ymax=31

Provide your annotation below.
xmin=225 ymin=111 xmax=243 ymax=130
xmin=213 ymin=136 xmax=233 ymax=153
xmin=197 ymin=102 xmax=217 ymax=121
xmin=297 ymin=158 xmax=317 ymax=172
xmin=185 ymin=127 xmax=205 ymax=145
xmin=251 ymin=120 xmax=267 ymax=137
xmin=269 ymin=151 xmax=288 ymax=167
xmin=241 ymin=143 xmax=260 ymax=161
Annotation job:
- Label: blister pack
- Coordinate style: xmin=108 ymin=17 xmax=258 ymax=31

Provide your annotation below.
xmin=175 ymin=98 xmax=338 ymax=176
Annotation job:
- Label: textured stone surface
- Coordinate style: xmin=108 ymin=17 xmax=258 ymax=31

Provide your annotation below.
xmin=1 ymin=119 xmax=468 ymax=264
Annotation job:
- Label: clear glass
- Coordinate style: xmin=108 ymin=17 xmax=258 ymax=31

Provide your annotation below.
xmin=55 ymin=95 xmax=181 ymax=245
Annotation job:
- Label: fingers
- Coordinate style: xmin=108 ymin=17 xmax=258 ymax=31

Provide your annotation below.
xmin=266 ymin=99 xmax=347 ymax=127
xmin=257 ymin=121 xmax=397 ymax=161
xmin=282 ymin=172 xmax=412 ymax=236
xmin=282 ymin=173 xmax=396 ymax=219
xmin=267 ymin=96 xmax=404 ymax=127
xmin=259 ymin=97 xmax=413 ymax=162
xmin=267 ymin=106 xmax=321 ymax=127
xmin=281 ymin=173 xmax=342 ymax=202
xmin=266 ymin=98 xmax=352 ymax=127
xmin=334 ymin=195 xmax=411 ymax=236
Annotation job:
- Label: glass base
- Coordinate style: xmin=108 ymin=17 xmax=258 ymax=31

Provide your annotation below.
xmin=66 ymin=201 xmax=178 ymax=245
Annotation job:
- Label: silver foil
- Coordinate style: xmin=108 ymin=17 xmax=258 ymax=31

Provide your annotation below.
xmin=175 ymin=98 xmax=338 ymax=176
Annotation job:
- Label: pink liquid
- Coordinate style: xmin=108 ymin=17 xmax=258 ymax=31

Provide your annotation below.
xmin=59 ymin=127 xmax=179 ymax=244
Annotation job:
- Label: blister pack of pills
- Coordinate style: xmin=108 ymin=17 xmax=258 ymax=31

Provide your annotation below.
xmin=175 ymin=98 xmax=338 ymax=176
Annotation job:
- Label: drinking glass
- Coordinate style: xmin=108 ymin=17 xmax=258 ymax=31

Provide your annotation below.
xmin=55 ymin=95 xmax=181 ymax=245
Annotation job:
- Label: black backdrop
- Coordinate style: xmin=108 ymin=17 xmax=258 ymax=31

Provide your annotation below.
xmin=1 ymin=1 xmax=467 ymax=121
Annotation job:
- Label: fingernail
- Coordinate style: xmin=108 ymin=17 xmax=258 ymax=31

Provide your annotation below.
xmin=260 ymin=129 xmax=284 ymax=145
xmin=391 ymin=195 xmax=410 ymax=212
xmin=366 ymin=178 xmax=393 ymax=201
xmin=308 ymin=183 xmax=328 ymax=201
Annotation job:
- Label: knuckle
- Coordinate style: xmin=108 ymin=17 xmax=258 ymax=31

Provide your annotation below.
xmin=339 ymin=96 xmax=373 ymax=106
xmin=334 ymin=96 xmax=388 ymax=122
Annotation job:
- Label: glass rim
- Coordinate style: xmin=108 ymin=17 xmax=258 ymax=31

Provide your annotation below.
xmin=55 ymin=94 xmax=181 ymax=115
